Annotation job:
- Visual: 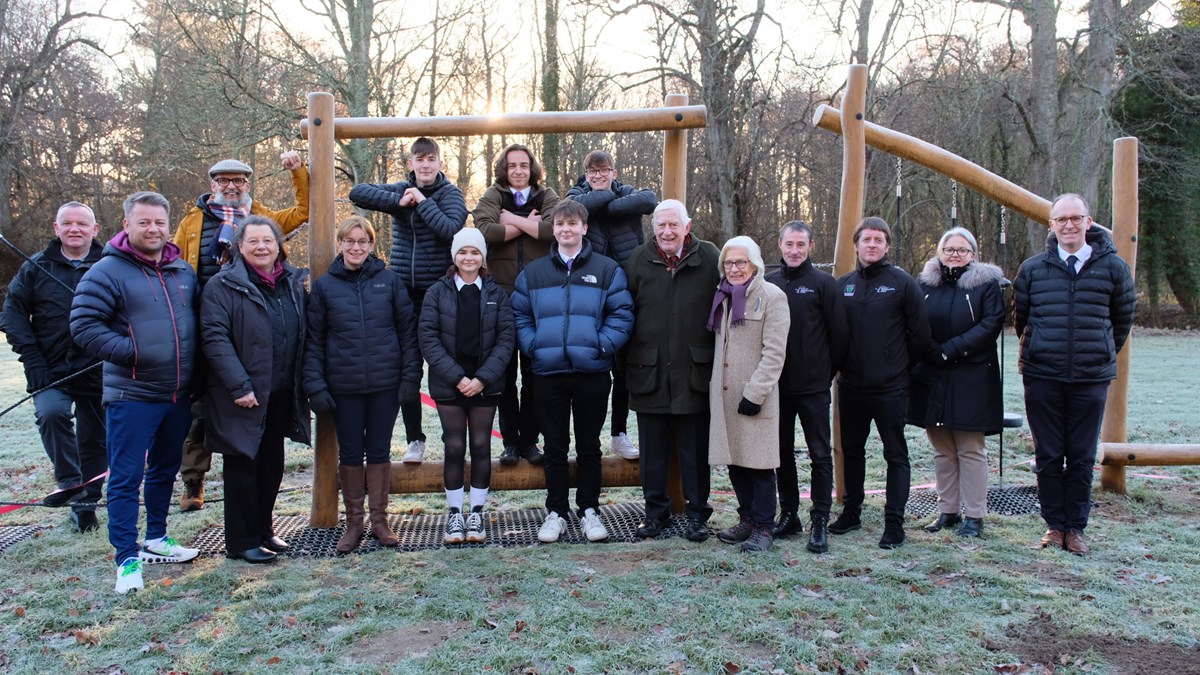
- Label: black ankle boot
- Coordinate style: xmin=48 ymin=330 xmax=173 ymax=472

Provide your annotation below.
xmin=827 ymin=509 xmax=861 ymax=535
xmin=879 ymin=520 xmax=906 ymax=549
xmin=922 ymin=512 xmax=962 ymax=533
xmin=958 ymin=517 xmax=983 ymax=538
xmin=806 ymin=514 xmax=829 ymax=553
xmin=772 ymin=512 xmax=803 ymax=537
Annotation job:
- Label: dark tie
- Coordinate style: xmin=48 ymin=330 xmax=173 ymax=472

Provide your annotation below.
xmin=1067 ymin=254 xmax=1079 ymax=279
xmin=566 ymin=257 xmax=574 ymax=271
xmin=514 ymin=191 xmax=526 ymax=207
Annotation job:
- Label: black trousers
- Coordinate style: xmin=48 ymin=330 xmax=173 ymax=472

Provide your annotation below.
xmin=729 ymin=465 xmax=777 ymax=526
xmin=331 ymin=389 xmax=401 ymax=466
xmin=534 ymin=372 xmax=610 ymax=517
xmin=400 ymin=286 xmax=427 ymax=443
xmin=777 ymin=390 xmax=834 ymax=518
xmin=636 ymin=412 xmax=712 ymax=523
xmin=223 ymin=392 xmax=289 ymax=553
xmin=32 ymin=388 xmax=106 ymax=513
xmin=610 ymin=368 xmax=629 ymax=435
xmin=1023 ymin=376 xmax=1109 ymax=531
xmin=838 ymin=386 xmax=910 ymax=522
xmin=497 ymin=345 xmax=539 ymax=448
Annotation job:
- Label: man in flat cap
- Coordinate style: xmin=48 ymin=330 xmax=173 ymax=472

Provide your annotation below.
xmin=172 ymin=150 xmax=310 ymax=511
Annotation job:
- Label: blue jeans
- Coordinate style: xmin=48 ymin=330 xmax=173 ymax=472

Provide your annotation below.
xmin=105 ymin=400 xmax=191 ymax=566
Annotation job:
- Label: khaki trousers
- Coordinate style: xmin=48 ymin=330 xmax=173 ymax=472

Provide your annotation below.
xmin=926 ymin=428 xmax=987 ymax=518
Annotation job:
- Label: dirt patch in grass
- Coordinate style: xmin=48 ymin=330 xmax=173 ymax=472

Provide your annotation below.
xmin=568 ymin=545 xmax=675 ymax=575
xmin=347 ymin=620 xmax=470 ymax=664
xmin=1006 ymin=615 xmax=1200 ymax=674
xmin=1023 ymin=561 xmax=1086 ymax=590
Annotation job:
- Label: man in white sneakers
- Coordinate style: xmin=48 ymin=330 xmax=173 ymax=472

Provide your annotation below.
xmin=511 ymin=200 xmax=634 ymax=543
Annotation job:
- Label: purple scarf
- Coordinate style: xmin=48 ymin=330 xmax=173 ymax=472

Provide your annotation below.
xmin=706 ymin=275 xmax=753 ymax=332
xmin=247 ymin=259 xmax=285 ymax=290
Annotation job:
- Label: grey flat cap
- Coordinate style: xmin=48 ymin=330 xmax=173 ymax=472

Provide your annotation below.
xmin=208 ymin=159 xmax=254 ymax=178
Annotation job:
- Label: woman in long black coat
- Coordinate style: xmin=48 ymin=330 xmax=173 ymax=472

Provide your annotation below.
xmin=907 ymin=227 xmax=1005 ymax=538
xmin=202 ymin=216 xmax=310 ymax=563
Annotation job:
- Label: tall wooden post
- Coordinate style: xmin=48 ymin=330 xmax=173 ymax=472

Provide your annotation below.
xmin=831 ymin=65 xmax=868 ymax=505
xmin=307 ymin=92 xmax=340 ymax=527
xmin=1100 ymin=137 xmax=1139 ymax=494
xmin=661 ymin=92 xmax=689 ymax=513
xmin=662 ymin=93 xmax=689 ymax=203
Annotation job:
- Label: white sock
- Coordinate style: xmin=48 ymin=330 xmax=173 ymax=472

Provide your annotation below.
xmin=469 ymin=486 xmax=489 ymax=511
xmin=446 ymin=487 xmax=464 ymax=511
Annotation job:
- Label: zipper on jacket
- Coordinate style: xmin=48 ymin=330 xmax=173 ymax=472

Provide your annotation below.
xmin=965 ymin=293 xmax=975 ymax=323
xmin=561 ymin=264 xmax=573 ymax=368
xmin=157 ymin=268 xmax=183 ymax=403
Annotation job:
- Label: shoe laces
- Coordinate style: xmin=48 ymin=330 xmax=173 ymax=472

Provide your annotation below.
xmin=119 ymin=559 xmax=143 ymax=576
xmin=467 ymin=511 xmax=482 ymax=530
xmin=447 ymin=512 xmax=465 ymax=532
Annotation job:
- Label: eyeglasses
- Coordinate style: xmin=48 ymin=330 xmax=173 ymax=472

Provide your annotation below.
xmin=722 ymin=259 xmax=750 ymax=271
xmin=213 ymin=177 xmax=249 ymax=187
xmin=941 ymin=247 xmax=974 ymax=256
xmin=340 ymin=239 xmax=372 ymax=249
xmin=585 ymin=168 xmax=613 ymax=177
xmin=1051 ymin=215 xmax=1088 ymax=226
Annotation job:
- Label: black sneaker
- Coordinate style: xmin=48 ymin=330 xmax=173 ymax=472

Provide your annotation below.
xmin=499 ymin=445 xmax=520 ymax=466
xmin=685 ymin=519 xmax=712 ymax=543
xmin=827 ymin=510 xmax=862 ymax=535
xmin=806 ymin=514 xmax=829 ymax=553
xmin=520 ymin=444 xmax=544 ymax=465
xmin=879 ymin=520 xmax=906 ymax=549
xmin=69 ymin=510 xmax=100 ymax=533
xmin=43 ymin=485 xmax=85 ymax=507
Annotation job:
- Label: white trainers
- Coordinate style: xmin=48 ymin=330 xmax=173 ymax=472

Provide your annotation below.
xmin=444 ymin=511 xmax=465 ymax=544
xmin=466 ymin=511 xmax=486 ymax=543
xmin=538 ymin=511 xmax=566 ymax=543
xmin=140 ymin=535 xmax=199 ymax=564
xmin=580 ymin=508 xmax=609 ymax=542
xmin=115 ymin=558 xmax=144 ymax=594
xmin=610 ymin=433 xmax=640 ymax=460
xmin=403 ymin=440 xmax=426 ymax=464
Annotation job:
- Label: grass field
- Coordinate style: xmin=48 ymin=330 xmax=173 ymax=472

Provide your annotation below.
xmin=0 ymin=330 xmax=1196 ymax=674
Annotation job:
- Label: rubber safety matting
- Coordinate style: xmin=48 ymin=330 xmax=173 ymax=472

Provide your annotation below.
xmin=190 ymin=486 xmax=1040 ymax=557
xmin=0 ymin=525 xmax=47 ymax=555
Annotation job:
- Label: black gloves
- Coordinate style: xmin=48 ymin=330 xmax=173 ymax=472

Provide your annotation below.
xmin=309 ymin=390 xmax=336 ymax=413
xmin=26 ymin=368 xmax=52 ymax=393
xmin=737 ymin=397 xmax=762 ymax=416
xmin=398 ymin=382 xmax=419 ymax=405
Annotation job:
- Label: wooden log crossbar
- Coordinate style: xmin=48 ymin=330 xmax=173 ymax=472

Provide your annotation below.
xmin=1099 ymin=443 xmax=1200 ymax=495
xmin=388 ymin=456 xmax=642 ymax=494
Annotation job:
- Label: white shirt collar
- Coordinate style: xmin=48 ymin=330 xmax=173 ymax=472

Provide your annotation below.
xmin=454 ymin=274 xmax=483 ymax=290
xmin=1059 ymin=242 xmax=1093 ymax=266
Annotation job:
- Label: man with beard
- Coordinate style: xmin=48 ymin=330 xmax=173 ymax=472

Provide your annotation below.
xmin=172 ymin=151 xmax=310 ymax=511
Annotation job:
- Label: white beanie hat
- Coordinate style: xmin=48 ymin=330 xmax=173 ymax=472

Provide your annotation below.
xmin=451 ymin=227 xmax=487 ymax=260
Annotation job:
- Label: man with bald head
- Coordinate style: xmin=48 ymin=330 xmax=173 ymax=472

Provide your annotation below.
xmin=2 ymin=202 xmax=107 ymax=532
xmin=1015 ymin=193 xmax=1135 ymax=555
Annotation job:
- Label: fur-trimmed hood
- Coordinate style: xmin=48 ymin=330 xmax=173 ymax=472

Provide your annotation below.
xmin=919 ymin=258 xmax=1004 ymax=290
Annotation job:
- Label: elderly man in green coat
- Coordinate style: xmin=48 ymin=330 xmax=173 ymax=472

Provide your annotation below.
xmin=623 ymin=199 xmax=720 ymax=542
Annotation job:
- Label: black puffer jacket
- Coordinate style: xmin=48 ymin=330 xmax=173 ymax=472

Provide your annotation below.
xmin=907 ymin=258 xmax=1005 ymax=433
xmin=348 ymin=172 xmax=468 ymax=291
xmin=566 ymin=177 xmax=656 ymax=265
xmin=303 ymin=255 xmax=421 ymax=396
xmin=202 ymin=259 xmax=311 ymax=458
xmin=1014 ymin=226 xmax=1136 ymax=383
xmin=765 ymin=258 xmax=848 ymax=396
xmin=418 ymin=272 xmax=515 ymax=402
xmin=836 ymin=258 xmax=931 ymax=392
xmin=1 ymin=239 xmax=103 ymax=394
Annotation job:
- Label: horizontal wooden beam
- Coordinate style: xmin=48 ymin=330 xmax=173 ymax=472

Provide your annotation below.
xmin=1099 ymin=443 xmax=1200 ymax=467
xmin=299 ymin=106 xmax=708 ymax=140
xmin=388 ymin=456 xmax=642 ymax=494
xmin=812 ymin=104 xmax=1051 ymax=224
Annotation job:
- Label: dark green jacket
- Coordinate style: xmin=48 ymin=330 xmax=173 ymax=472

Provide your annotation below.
xmin=622 ymin=236 xmax=720 ymax=415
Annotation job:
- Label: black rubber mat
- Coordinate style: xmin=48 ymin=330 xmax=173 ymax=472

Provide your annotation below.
xmin=189 ymin=486 xmax=1040 ymax=557
xmin=0 ymin=525 xmax=47 ymax=555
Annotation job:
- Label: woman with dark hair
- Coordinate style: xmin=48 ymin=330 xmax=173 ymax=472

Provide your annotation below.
xmin=908 ymin=227 xmax=1005 ymax=538
xmin=708 ymin=236 xmax=790 ymax=553
xmin=418 ymin=228 xmax=514 ymax=544
xmin=304 ymin=215 xmax=421 ymax=554
xmin=201 ymin=215 xmax=310 ymax=564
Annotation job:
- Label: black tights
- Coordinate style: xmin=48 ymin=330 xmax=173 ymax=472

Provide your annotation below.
xmin=438 ymin=405 xmax=496 ymax=490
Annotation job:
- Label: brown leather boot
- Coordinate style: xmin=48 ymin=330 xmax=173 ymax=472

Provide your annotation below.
xmin=365 ymin=463 xmax=399 ymax=547
xmin=336 ymin=466 xmax=366 ymax=554
xmin=180 ymin=479 xmax=204 ymax=512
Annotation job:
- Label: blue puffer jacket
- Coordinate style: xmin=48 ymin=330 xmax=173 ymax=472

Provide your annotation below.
xmin=418 ymin=272 xmax=515 ymax=401
xmin=511 ymin=240 xmax=634 ymax=376
xmin=303 ymin=254 xmax=421 ymax=396
xmin=1014 ymin=227 xmax=1136 ymax=383
xmin=566 ymin=176 xmax=657 ymax=265
xmin=70 ymin=233 xmax=199 ymax=404
xmin=348 ymin=171 xmax=467 ymax=292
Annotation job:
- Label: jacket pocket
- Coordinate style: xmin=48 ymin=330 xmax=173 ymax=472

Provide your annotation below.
xmin=625 ymin=345 xmax=658 ymax=395
xmin=688 ymin=344 xmax=714 ymax=394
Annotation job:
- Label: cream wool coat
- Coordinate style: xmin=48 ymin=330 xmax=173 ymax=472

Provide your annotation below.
xmin=708 ymin=273 xmax=791 ymax=470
